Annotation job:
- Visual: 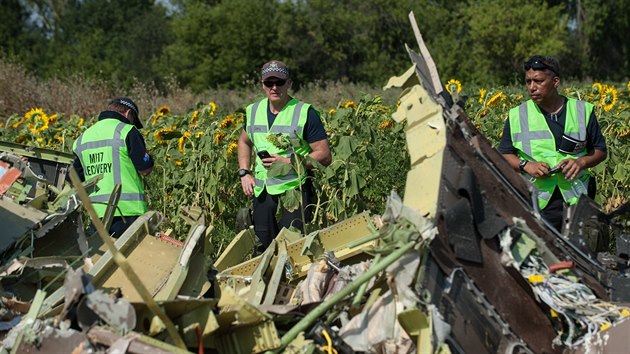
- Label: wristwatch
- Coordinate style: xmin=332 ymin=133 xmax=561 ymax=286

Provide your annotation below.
xmin=238 ymin=168 xmax=251 ymax=178
xmin=518 ymin=159 xmax=528 ymax=172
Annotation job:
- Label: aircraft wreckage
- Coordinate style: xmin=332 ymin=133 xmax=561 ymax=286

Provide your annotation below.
xmin=2 ymin=12 xmax=630 ymax=354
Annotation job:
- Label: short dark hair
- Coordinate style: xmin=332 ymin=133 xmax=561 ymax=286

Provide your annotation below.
xmin=524 ymin=55 xmax=560 ymax=77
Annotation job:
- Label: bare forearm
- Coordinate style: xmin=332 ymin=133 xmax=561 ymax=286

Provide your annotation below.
xmin=237 ymin=130 xmax=253 ymax=170
xmin=502 ymin=153 xmax=521 ymax=172
xmin=307 ymin=150 xmax=332 ymax=168
xmin=577 ymin=149 xmax=607 ymax=169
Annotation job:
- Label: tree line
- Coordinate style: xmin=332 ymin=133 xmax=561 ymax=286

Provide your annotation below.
xmin=1 ymin=0 xmax=628 ymax=94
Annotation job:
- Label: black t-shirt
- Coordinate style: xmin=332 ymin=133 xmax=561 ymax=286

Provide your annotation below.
xmin=242 ymin=100 xmax=328 ymax=143
xmin=73 ymin=111 xmax=154 ymax=181
xmin=498 ymin=97 xmax=607 ymax=155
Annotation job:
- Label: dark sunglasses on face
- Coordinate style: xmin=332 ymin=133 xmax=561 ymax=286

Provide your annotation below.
xmin=263 ymin=79 xmax=287 ymax=88
xmin=524 ymin=59 xmax=558 ymax=75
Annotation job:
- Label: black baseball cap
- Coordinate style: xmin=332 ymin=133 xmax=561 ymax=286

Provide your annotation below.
xmin=110 ymin=97 xmax=143 ymax=129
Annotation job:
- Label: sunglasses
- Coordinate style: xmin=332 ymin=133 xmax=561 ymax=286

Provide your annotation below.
xmin=524 ymin=58 xmax=558 ymax=75
xmin=263 ymin=79 xmax=287 ymax=88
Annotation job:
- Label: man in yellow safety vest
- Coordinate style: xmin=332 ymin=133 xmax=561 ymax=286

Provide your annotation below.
xmin=498 ymin=55 xmax=607 ymax=231
xmin=73 ymin=97 xmax=154 ymax=237
xmin=237 ymin=60 xmax=332 ymax=251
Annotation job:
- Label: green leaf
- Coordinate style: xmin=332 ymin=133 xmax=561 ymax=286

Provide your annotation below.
xmin=346 ymin=169 xmax=360 ymax=198
xmin=205 ymin=176 xmax=218 ymax=194
xmin=267 ymin=162 xmax=294 ymax=178
xmin=335 ymin=136 xmax=358 ymax=160
xmin=280 ymin=188 xmax=301 ymax=212
xmin=613 ymin=164 xmax=628 ymax=182
xmin=305 ymin=155 xmax=325 ymax=170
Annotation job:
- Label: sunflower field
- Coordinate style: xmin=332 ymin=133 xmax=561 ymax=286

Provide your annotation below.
xmin=1 ymin=80 xmax=629 ymax=256
xmin=0 ymin=95 xmax=407 ymax=255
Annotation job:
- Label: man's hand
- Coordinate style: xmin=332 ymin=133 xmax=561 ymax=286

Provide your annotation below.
xmin=139 ymin=166 xmax=153 ymax=176
xmin=240 ymin=174 xmax=256 ymax=197
xmin=260 ymin=155 xmax=290 ymax=168
xmin=523 ymin=161 xmax=551 ymax=178
xmin=556 ymin=158 xmax=584 ymax=181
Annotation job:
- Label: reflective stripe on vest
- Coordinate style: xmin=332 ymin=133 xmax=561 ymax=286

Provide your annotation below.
xmin=509 ymin=98 xmax=592 ymax=208
xmin=246 ymin=98 xmax=312 ymax=196
xmin=73 ymin=119 xmax=147 ymax=217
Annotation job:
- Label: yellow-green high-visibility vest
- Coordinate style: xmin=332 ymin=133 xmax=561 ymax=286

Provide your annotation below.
xmin=73 ymin=119 xmax=147 ymax=217
xmin=509 ymin=98 xmax=593 ymax=209
xmin=245 ymin=98 xmax=313 ymax=197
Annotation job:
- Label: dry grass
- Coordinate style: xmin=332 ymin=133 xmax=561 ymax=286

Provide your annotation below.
xmin=0 ymin=59 xmax=401 ymax=122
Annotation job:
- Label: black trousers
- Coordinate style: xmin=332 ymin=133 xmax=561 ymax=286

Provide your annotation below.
xmin=542 ymin=178 xmax=596 ymax=232
xmin=87 ymin=215 xmax=138 ymax=238
xmin=541 ymin=188 xmax=565 ymax=232
xmin=253 ymin=179 xmax=315 ymax=250
xmin=109 ymin=216 xmax=139 ymax=237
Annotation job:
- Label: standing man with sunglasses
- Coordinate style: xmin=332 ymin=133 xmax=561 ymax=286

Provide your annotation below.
xmin=237 ymin=60 xmax=332 ymax=251
xmin=498 ymin=55 xmax=607 ymax=232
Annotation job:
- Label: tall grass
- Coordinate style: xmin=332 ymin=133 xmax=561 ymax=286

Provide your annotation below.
xmin=0 ymin=58 xmax=401 ymax=121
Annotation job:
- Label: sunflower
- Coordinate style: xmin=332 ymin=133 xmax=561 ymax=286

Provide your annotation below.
xmin=329 ymin=109 xmax=336 ymax=117
xmin=227 ymin=142 xmax=238 ymax=157
xmin=195 ymin=131 xmax=205 ymax=139
xmin=208 ymin=102 xmax=217 ymax=116
xmin=446 ymin=79 xmax=462 ymax=94
xmin=175 ymin=159 xmax=184 ymax=166
xmin=25 ymin=108 xmax=50 ymax=134
xmin=158 ymin=105 xmax=171 ymax=116
xmin=215 ymin=132 xmax=226 ymax=144
xmin=601 ymin=86 xmax=618 ymax=112
xmin=151 ymin=113 xmax=162 ymax=126
xmin=31 ymin=118 xmax=50 ymax=135
xmin=25 ymin=108 xmax=46 ymax=121
xmin=190 ymin=110 xmax=199 ymax=125
xmin=486 ymin=92 xmax=505 ymax=108
xmin=343 ymin=101 xmax=357 ymax=110
xmin=78 ymin=117 xmax=84 ymax=127
xmin=11 ymin=117 xmax=26 ymax=128
xmin=478 ymin=88 xmax=487 ymax=104
xmin=379 ymin=120 xmax=394 ymax=129
xmin=154 ymin=126 xmax=179 ymax=143
xmin=219 ymin=115 xmax=234 ymax=129
xmin=592 ymin=82 xmax=603 ymax=95
xmin=178 ymin=131 xmax=192 ymax=154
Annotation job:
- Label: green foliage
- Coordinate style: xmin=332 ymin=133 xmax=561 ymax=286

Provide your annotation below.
xmin=577 ymin=0 xmax=630 ymax=80
xmin=43 ymin=0 xmax=172 ymax=87
xmin=160 ymin=0 xmax=287 ymax=91
xmin=462 ymin=0 xmax=569 ymax=84
xmin=1 ymin=0 xmax=629 ymax=88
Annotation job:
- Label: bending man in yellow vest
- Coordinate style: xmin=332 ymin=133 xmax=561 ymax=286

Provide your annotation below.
xmin=498 ymin=55 xmax=607 ymax=231
xmin=73 ymin=97 xmax=154 ymax=237
xmin=237 ymin=60 xmax=332 ymax=251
